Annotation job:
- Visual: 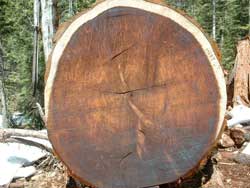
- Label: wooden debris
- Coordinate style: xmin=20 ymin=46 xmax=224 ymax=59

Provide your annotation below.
xmin=0 ymin=128 xmax=52 ymax=153
xmin=5 ymin=137 xmax=52 ymax=153
xmin=203 ymin=166 xmax=225 ymax=188
xmin=9 ymin=182 xmax=25 ymax=188
xmin=230 ymin=128 xmax=250 ymax=147
xmin=0 ymin=128 xmax=48 ymax=141
xmin=218 ymin=133 xmax=235 ymax=148
xmin=219 ymin=151 xmax=237 ymax=161
xmin=36 ymin=103 xmax=45 ymax=123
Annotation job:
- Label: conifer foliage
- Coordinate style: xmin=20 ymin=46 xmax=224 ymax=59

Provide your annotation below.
xmin=165 ymin=0 xmax=250 ymax=69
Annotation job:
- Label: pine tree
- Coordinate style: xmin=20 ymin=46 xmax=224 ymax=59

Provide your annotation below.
xmin=0 ymin=0 xmax=97 ymax=128
xmin=0 ymin=0 xmax=44 ymax=128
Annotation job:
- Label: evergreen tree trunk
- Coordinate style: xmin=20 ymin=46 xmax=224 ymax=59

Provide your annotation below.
xmin=75 ymin=0 xmax=78 ymax=12
xmin=0 ymin=43 xmax=8 ymax=128
xmin=212 ymin=0 xmax=216 ymax=40
xmin=32 ymin=0 xmax=40 ymax=95
xmin=0 ymin=80 xmax=7 ymax=128
xmin=40 ymin=0 xmax=57 ymax=62
xmin=69 ymin=0 xmax=73 ymax=16
xmin=249 ymin=0 xmax=250 ymax=35
xmin=232 ymin=37 xmax=250 ymax=106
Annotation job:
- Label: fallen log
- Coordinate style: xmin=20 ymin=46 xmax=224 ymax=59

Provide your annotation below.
xmin=0 ymin=128 xmax=51 ymax=152
xmin=6 ymin=137 xmax=52 ymax=153
xmin=45 ymin=0 xmax=227 ymax=187
xmin=0 ymin=128 xmax=48 ymax=141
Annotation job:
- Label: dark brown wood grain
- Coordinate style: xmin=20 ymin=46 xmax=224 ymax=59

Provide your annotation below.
xmin=46 ymin=2 xmax=226 ymax=188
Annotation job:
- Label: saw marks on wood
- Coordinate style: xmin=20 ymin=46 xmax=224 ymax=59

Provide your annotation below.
xmin=46 ymin=1 xmax=227 ymax=188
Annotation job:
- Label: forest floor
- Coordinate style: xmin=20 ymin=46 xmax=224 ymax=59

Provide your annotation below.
xmin=215 ymin=152 xmax=250 ymax=188
xmin=9 ymin=144 xmax=250 ymax=188
xmin=180 ymin=149 xmax=250 ymax=188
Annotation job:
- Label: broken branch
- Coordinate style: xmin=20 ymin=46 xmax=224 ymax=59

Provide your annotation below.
xmin=0 ymin=128 xmax=48 ymax=141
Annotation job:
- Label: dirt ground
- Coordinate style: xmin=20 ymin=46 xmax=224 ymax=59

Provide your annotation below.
xmin=215 ymin=152 xmax=250 ymax=188
xmin=181 ymin=151 xmax=250 ymax=188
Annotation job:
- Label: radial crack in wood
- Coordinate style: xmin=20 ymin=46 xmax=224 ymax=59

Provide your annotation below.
xmin=45 ymin=0 xmax=227 ymax=187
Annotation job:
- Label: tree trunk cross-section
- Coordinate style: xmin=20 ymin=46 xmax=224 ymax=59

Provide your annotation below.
xmin=45 ymin=0 xmax=227 ymax=187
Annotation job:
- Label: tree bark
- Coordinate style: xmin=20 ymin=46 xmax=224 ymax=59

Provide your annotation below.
xmin=69 ymin=0 xmax=73 ymax=16
xmin=0 ymin=128 xmax=48 ymax=141
xmin=40 ymin=0 xmax=57 ymax=62
xmin=212 ymin=0 xmax=216 ymax=40
xmin=36 ymin=102 xmax=45 ymax=122
xmin=0 ymin=128 xmax=52 ymax=152
xmin=249 ymin=0 xmax=250 ymax=35
xmin=32 ymin=0 xmax=40 ymax=96
xmin=6 ymin=137 xmax=52 ymax=153
xmin=232 ymin=37 xmax=250 ymax=106
xmin=0 ymin=80 xmax=7 ymax=128
xmin=75 ymin=0 xmax=78 ymax=13
xmin=0 ymin=43 xmax=8 ymax=128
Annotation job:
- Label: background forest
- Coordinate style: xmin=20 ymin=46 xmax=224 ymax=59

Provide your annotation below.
xmin=0 ymin=0 xmax=249 ymax=128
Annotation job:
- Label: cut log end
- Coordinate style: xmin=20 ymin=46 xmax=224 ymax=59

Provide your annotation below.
xmin=45 ymin=0 xmax=227 ymax=187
